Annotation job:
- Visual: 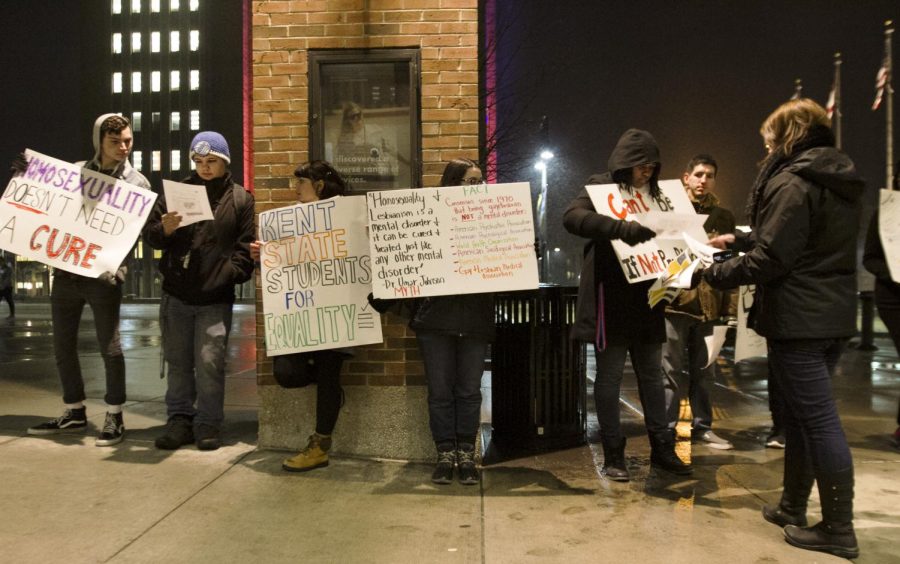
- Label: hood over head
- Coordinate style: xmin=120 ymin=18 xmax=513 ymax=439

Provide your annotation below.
xmin=607 ymin=128 xmax=660 ymax=176
xmin=787 ymin=146 xmax=865 ymax=203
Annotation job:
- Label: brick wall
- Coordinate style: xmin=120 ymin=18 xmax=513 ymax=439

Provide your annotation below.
xmin=252 ymin=0 xmax=479 ymax=387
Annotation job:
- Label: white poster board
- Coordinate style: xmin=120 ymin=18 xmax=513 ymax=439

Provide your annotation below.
xmin=879 ymin=189 xmax=900 ymax=283
xmin=586 ymin=179 xmax=707 ymax=283
xmin=259 ymin=196 xmax=382 ymax=356
xmin=734 ymin=284 xmax=768 ymax=362
xmin=367 ymin=182 xmax=539 ymax=299
xmin=0 ymin=149 xmax=156 ymax=277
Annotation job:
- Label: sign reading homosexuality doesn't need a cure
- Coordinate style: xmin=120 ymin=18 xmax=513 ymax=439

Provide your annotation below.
xmin=367 ymin=182 xmax=539 ymax=299
xmin=0 ymin=149 xmax=156 ymax=277
xmin=259 ymin=196 xmax=382 ymax=356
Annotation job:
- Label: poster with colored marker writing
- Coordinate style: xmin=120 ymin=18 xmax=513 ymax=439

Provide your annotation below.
xmin=0 ymin=149 xmax=156 ymax=277
xmin=259 ymin=195 xmax=382 ymax=356
xmin=367 ymin=182 xmax=539 ymax=299
xmin=586 ymin=179 xmax=707 ymax=284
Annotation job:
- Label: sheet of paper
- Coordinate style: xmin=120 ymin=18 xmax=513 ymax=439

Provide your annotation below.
xmin=640 ymin=211 xmax=708 ymax=241
xmin=163 ymin=180 xmax=214 ymax=227
xmin=704 ymin=325 xmax=730 ymax=368
xmin=879 ymin=189 xmax=900 ymax=283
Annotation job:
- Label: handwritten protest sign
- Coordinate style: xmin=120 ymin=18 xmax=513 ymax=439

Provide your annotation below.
xmin=367 ymin=182 xmax=539 ymax=299
xmin=586 ymin=179 xmax=707 ymax=284
xmin=0 ymin=149 xmax=156 ymax=277
xmin=259 ymin=196 xmax=382 ymax=356
xmin=879 ymin=189 xmax=900 ymax=283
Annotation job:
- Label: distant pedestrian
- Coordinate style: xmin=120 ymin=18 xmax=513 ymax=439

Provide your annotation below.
xmin=701 ymin=98 xmax=863 ymax=559
xmin=0 ymin=254 xmax=14 ymax=319
xmin=143 ymin=131 xmax=255 ymax=451
xmin=25 ymin=114 xmax=150 ymax=446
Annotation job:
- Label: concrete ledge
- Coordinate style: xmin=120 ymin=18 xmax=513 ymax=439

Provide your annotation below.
xmin=258 ymin=384 xmax=435 ymax=462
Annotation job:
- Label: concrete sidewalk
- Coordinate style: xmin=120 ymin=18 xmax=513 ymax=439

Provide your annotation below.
xmin=1 ymin=303 xmax=898 ymax=563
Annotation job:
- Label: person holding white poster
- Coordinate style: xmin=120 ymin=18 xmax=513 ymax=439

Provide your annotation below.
xmin=143 ymin=132 xmax=255 ymax=452
xmin=563 ymin=129 xmax=691 ymax=481
xmin=25 ymin=114 xmax=150 ymax=447
xmin=251 ymin=160 xmax=356 ymax=473
xmin=699 ymin=99 xmax=863 ymax=559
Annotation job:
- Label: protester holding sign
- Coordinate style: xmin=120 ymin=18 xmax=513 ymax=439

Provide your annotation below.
xmin=250 ymin=160 xmax=355 ymax=473
xmin=25 ymin=114 xmax=150 ymax=447
xmin=700 ymin=99 xmax=863 ymax=559
xmin=563 ymin=129 xmax=691 ymax=481
xmin=143 ymin=132 xmax=255 ymax=451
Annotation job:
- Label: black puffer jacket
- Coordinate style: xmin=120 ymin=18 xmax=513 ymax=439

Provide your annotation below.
xmin=409 ymin=293 xmax=496 ymax=341
xmin=704 ymin=139 xmax=864 ymax=339
xmin=143 ymin=172 xmax=255 ymax=305
xmin=563 ymin=129 xmax=665 ymax=347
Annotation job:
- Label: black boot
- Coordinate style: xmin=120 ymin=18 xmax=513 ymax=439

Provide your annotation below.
xmin=784 ymin=467 xmax=859 ymax=559
xmin=763 ymin=445 xmax=814 ymax=528
xmin=649 ymin=429 xmax=692 ymax=475
xmin=600 ymin=437 xmax=629 ymax=482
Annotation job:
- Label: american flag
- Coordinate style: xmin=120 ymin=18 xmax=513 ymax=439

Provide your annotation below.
xmin=825 ymin=87 xmax=836 ymax=118
xmin=872 ymin=57 xmax=889 ymax=111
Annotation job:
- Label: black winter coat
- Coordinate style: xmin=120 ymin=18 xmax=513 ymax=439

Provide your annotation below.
xmin=409 ymin=293 xmax=496 ymax=341
xmin=704 ymin=145 xmax=864 ymax=339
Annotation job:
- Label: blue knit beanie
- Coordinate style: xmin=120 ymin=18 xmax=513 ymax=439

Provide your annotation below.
xmin=190 ymin=131 xmax=231 ymax=164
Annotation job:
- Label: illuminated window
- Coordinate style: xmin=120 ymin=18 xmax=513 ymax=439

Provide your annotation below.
xmin=152 ymin=112 xmax=161 ymax=125
xmin=151 ymin=32 xmax=160 ymax=52
xmin=131 ymin=0 xmax=141 ymax=13
xmin=151 ymin=71 xmax=161 ymax=92
xmin=112 ymin=72 xmax=123 ymax=93
xmin=170 ymin=150 xmax=181 ymax=171
xmin=132 ymin=112 xmax=142 ymax=132
xmin=190 ymin=0 xmax=199 ymax=10
xmin=190 ymin=30 xmax=199 ymax=51
xmin=190 ymin=110 xmax=200 ymax=130
xmin=151 ymin=0 xmax=160 ymax=11
xmin=112 ymin=0 xmax=122 ymax=14
xmin=170 ymin=70 xmax=180 ymax=91
xmin=170 ymin=0 xmax=180 ymax=10
xmin=190 ymin=70 xmax=199 ymax=90
xmin=171 ymin=112 xmax=181 ymax=131
xmin=112 ymin=33 xmax=122 ymax=54
xmin=169 ymin=31 xmax=180 ymax=52
xmin=132 ymin=72 xmax=142 ymax=92
xmin=133 ymin=151 xmax=143 ymax=170
xmin=152 ymin=151 xmax=161 ymax=171
xmin=131 ymin=32 xmax=141 ymax=53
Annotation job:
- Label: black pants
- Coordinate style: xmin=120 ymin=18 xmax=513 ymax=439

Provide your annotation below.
xmin=0 ymin=287 xmax=13 ymax=316
xmin=875 ymin=280 xmax=900 ymax=426
xmin=273 ymin=350 xmax=347 ymax=435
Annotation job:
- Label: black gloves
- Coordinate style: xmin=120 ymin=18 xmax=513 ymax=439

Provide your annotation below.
xmin=689 ymin=267 xmax=705 ymax=290
xmin=617 ymin=220 xmax=656 ymax=246
xmin=10 ymin=152 xmax=28 ymax=176
xmin=367 ymin=292 xmax=394 ymax=314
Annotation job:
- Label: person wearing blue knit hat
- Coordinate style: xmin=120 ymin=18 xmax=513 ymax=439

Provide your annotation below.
xmin=143 ymin=131 xmax=255 ymax=451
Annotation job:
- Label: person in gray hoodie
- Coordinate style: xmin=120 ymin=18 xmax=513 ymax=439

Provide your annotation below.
xmin=563 ymin=129 xmax=692 ymax=481
xmin=26 ymin=113 xmax=150 ymax=446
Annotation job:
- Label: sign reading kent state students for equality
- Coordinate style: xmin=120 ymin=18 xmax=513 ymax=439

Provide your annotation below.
xmin=367 ymin=182 xmax=539 ymax=299
xmin=258 ymin=196 xmax=383 ymax=356
xmin=0 ymin=149 xmax=156 ymax=277
xmin=586 ymin=179 xmax=708 ymax=284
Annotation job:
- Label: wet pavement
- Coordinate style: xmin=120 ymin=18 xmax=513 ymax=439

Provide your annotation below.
xmin=0 ymin=302 xmax=898 ymax=563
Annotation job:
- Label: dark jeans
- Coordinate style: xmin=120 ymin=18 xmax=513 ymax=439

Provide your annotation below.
xmin=768 ymin=338 xmax=853 ymax=475
xmin=874 ymin=282 xmax=900 ymax=426
xmin=417 ymin=331 xmax=487 ymax=445
xmin=767 ymin=357 xmax=785 ymax=432
xmin=593 ymin=343 xmax=667 ymax=442
xmin=663 ymin=315 xmax=715 ymax=432
xmin=0 ymin=287 xmax=13 ymax=316
xmin=273 ymin=350 xmax=347 ymax=435
xmin=51 ymin=273 xmax=125 ymax=405
xmin=162 ymin=293 xmax=233 ymax=429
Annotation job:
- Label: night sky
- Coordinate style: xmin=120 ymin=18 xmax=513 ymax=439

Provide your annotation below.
xmin=491 ymin=1 xmax=900 ymax=283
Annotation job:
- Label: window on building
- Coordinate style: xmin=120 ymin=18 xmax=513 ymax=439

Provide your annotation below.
xmin=190 ymin=70 xmax=199 ymax=90
xmin=151 ymin=31 xmax=160 ymax=52
xmin=190 ymin=0 xmax=199 ymax=11
xmin=190 ymin=110 xmax=200 ymax=130
xmin=170 ymin=0 xmax=180 ymax=10
xmin=151 ymin=0 xmax=160 ymax=12
xmin=152 ymin=151 xmax=161 ymax=171
xmin=190 ymin=30 xmax=199 ymax=51
xmin=133 ymin=151 xmax=143 ymax=170
xmin=151 ymin=71 xmax=161 ymax=92
xmin=170 ymin=31 xmax=180 ymax=52
xmin=112 ymin=72 xmax=123 ymax=93
xmin=132 ymin=112 xmax=142 ymax=132
xmin=171 ymin=111 xmax=181 ymax=130
xmin=131 ymin=71 xmax=142 ymax=92
xmin=170 ymin=70 xmax=180 ymax=91
xmin=131 ymin=32 xmax=141 ymax=53
xmin=131 ymin=0 xmax=141 ymax=14
xmin=112 ymin=33 xmax=122 ymax=54
xmin=112 ymin=0 xmax=122 ymax=14
xmin=170 ymin=150 xmax=181 ymax=171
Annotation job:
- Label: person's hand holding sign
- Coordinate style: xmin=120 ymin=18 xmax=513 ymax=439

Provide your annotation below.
xmin=161 ymin=212 xmax=183 ymax=236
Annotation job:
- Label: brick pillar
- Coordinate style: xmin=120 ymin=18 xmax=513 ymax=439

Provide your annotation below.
xmin=252 ymin=0 xmax=479 ymax=460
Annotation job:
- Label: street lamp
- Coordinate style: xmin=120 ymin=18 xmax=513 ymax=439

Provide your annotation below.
xmin=534 ymin=150 xmax=554 ymax=281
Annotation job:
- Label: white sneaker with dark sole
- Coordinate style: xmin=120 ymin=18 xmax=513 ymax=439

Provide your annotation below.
xmin=692 ymin=430 xmax=734 ymax=450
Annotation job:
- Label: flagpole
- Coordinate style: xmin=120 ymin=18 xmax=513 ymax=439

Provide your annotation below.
xmin=886 ymin=21 xmax=894 ymax=188
xmin=834 ymin=52 xmax=842 ymax=149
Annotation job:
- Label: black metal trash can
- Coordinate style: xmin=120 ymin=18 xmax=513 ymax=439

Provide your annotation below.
xmin=491 ymin=285 xmax=586 ymax=451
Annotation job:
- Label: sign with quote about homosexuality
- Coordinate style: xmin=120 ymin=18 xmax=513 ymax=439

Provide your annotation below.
xmin=367 ymin=182 xmax=539 ymax=299
xmin=586 ymin=179 xmax=707 ymax=284
xmin=0 ymin=149 xmax=156 ymax=277
xmin=258 ymin=196 xmax=382 ymax=356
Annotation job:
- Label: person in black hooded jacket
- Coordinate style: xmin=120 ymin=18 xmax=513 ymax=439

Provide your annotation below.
xmin=563 ymin=129 xmax=692 ymax=481
xmin=143 ymin=131 xmax=255 ymax=452
xmin=701 ymin=99 xmax=863 ymax=559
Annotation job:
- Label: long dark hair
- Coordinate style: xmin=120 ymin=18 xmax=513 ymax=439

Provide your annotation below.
xmin=611 ymin=165 xmax=661 ymax=199
xmin=294 ymin=160 xmax=349 ymax=198
xmin=439 ymin=158 xmax=480 ymax=187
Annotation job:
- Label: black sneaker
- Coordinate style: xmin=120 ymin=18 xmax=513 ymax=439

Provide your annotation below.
xmin=457 ymin=444 xmax=480 ymax=486
xmin=95 ymin=412 xmax=125 ymax=446
xmin=431 ymin=449 xmax=456 ymax=485
xmin=27 ymin=407 xmax=87 ymax=435
xmin=155 ymin=415 xmax=195 ymax=450
xmin=195 ymin=423 xmax=221 ymax=451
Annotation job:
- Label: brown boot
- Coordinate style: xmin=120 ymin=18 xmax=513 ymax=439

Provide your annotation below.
xmin=282 ymin=433 xmax=332 ymax=473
